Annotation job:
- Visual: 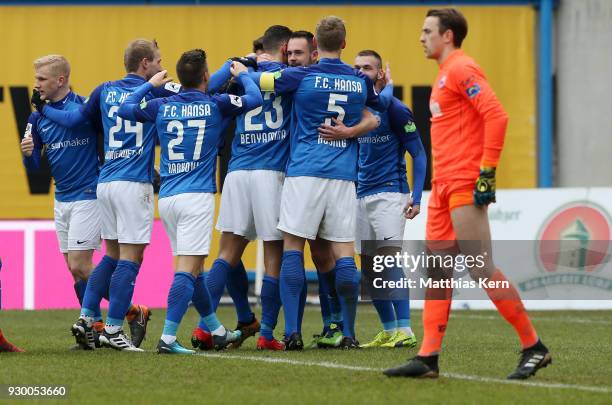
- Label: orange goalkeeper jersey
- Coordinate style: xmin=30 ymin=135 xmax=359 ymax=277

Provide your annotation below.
xmin=429 ymin=49 xmax=508 ymax=183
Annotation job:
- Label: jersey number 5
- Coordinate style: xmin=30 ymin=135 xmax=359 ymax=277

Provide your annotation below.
xmin=324 ymin=93 xmax=347 ymax=126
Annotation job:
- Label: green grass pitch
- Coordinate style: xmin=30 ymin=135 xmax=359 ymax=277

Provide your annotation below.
xmin=1 ymin=306 xmax=611 ymax=404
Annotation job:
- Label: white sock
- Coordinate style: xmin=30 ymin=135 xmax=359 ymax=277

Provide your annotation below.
xmin=104 ymin=324 xmax=121 ymax=335
xmin=399 ymin=326 xmax=414 ymax=336
xmin=161 ymin=334 xmax=176 ymax=345
xmin=211 ymin=325 xmax=226 ymax=337
xmin=384 ymin=328 xmax=396 ymax=334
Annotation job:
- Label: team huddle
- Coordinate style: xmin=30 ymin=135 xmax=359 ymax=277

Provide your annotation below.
xmin=19 ymin=9 xmax=552 ymax=380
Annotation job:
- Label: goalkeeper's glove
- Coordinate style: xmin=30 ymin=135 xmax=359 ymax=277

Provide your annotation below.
xmin=31 ymin=89 xmax=46 ymax=114
xmin=474 ymin=167 xmax=496 ymax=206
xmin=231 ymin=56 xmax=258 ymax=71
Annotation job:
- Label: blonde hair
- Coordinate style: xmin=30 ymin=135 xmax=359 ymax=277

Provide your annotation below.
xmin=33 ymin=55 xmax=70 ymax=78
xmin=315 ymin=16 xmax=346 ymax=52
xmin=124 ymin=39 xmax=158 ymax=73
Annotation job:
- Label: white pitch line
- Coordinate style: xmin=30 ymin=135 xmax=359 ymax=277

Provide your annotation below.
xmin=353 ymin=307 xmax=612 ymax=325
xmin=450 ymin=314 xmax=612 ymax=325
xmin=197 ymin=352 xmax=611 ymax=394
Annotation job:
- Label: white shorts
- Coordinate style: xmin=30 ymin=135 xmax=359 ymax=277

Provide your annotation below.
xmin=159 ymin=193 xmax=215 ymax=256
xmin=54 ymin=199 xmax=101 ymax=253
xmin=278 ymin=176 xmax=356 ymax=242
xmin=355 ymin=192 xmax=408 ymax=255
xmin=216 ymin=170 xmax=284 ymax=241
xmin=97 ymin=181 xmax=154 ymax=244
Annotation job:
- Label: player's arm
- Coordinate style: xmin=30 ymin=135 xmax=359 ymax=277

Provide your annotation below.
xmin=389 ymin=100 xmax=427 ymax=219
xmin=208 ymin=60 xmax=233 ymax=94
xmin=208 ymin=57 xmax=257 ymax=94
xmin=250 ymin=66 xmax=305 ymax=95
xmin=39 ymin=85 xmax=102 ymax=128
xmin=451 ymin=63 xmax=508 ymax=205
xmin=21 ymin=114 xmax=43 ymax=170
xmin=117 ymin=70 xmax=170 ymax=122
xmin=215 ymin=62 xmax=264 ymax=117
xmin=318 ymin=109 xmax=380 ymax=140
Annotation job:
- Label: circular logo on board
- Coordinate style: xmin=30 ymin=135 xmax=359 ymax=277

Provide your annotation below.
xmin=537 ymin=202 xmax=612 ymax=273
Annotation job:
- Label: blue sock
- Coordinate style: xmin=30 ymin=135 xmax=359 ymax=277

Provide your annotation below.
xmin=193 ymin=273 xmax=212 ymax=332
xmin=204 ymin=313 xmax=222 ymax=332
xmin=372 ymin=299 xmax=397 ymax=331
xmin=106 ymin=260 xmax=140 ymax=327
xmin=280 ymin=250 xmax=305 ymax=336
xmin=74 ymin=279 xmax=87 ymax=306
xmin=324 ymin=268 xmax=343 ymax=327
xmin=297 ymin=271 xmax=307 ymax=334
xmin=393 ymin=299 xmax=411 ymax=329
xmin=317 ymin=270 xmax=332 ymax=332
xmin=226 ymin=261 xmax=254 ymax=324
xmin=207 ymin=259 xmax=231 ymax=310
xmin=260 ymin=275 xmax=281 ymax=340
xmin=163 ymin=272 xmax=196 ymax=337
xmin=81 ymin=255 xmax=117 ymax=320
xmin=335 ymin=257 xmax=360 ymax=338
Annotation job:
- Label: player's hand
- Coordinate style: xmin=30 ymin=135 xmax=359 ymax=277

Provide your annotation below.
xmin=384 ymin=63 xmax=393 ymax=86
xmin=20 ymin=135 xmax=34 ymax=157
xmin=403 ymin=196 xmax=420 ymax=219
xmin=149 ymin=70 xmax=172 ymax=88
xmin=31 ymin=89 xmax=46 ymax=114
xmin=230 ymin=61 xmax=248 ymax=77
xmin=474 ymin=167 xmax=496 ymax=206
xmin=318 ymin=118 xmax=355 ymax=140
xmin=231 ymin=56 xmax=258 ymax=70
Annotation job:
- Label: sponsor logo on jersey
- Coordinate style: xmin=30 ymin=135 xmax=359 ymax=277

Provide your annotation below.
xmin=164 ymin=82 xmax=182 ymax=93
xmin=466 ymin=83 xmax=481 ymax=99
xmin=230 ymin=95 xmax=243 ymax=107
xmin=404 ymin=122 xmax=417 ymax=133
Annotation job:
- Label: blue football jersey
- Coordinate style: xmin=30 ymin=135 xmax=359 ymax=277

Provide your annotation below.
xmin=230 ymin=61 xmax=291 ymax=172
xmin=117 ymin=73 xmax=263 ymax=199
xmin=357 ymin=97 xmax=427 ymax=205
xmin=22 ymin=92 xmax=99 ymax=202
xmin=254 ymin=58 xmax=385 ymax=181
xmin=41 ymin=74 xmax=181 ymax=184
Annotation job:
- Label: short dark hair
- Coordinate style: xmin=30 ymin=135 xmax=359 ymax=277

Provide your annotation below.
xmin=315 ymin=16 xmax=346 ymax=52
xmin=356 ymin=49 xmax=382 ymax=69
xmin=426 ymin=8 xmax=468 ymax=48
xmin=290 ymin=30 xmax=315 ymax=51
xmin=252 ymin=36 xmax=264 ymax=54
xmin=124 ymin=39 xmax=158 ymax=73
xmin=262 ymin=25 xmax=292 ymax=53
xmin=176 ymin=49 xmax=208 ymax=88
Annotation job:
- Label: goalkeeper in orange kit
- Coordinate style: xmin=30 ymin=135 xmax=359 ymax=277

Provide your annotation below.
xmin=384 ymin=8 xmax=551 ymax=380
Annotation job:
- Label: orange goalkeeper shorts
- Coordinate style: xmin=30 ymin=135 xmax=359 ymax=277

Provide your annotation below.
xmin=425 ymin=180 xmax=475 ymax=242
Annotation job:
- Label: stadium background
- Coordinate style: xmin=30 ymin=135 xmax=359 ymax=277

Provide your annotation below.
xmin=1 ymin=0 xmax=611 ymax=310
